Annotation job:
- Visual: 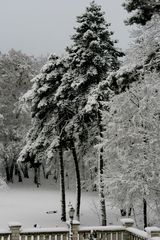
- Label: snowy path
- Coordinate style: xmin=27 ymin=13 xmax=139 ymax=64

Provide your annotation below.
xmin=0 ymin=183 xmax=119 ymax=228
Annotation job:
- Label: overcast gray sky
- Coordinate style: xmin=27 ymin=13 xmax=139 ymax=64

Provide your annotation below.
xmin=0 ymin=0 xmax=130 ymax=56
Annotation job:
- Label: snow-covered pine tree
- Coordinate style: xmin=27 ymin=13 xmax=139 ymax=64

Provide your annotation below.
xmin=58 ymin=1 xmax=124 ymax=225
xmin=67 ymin=1 xmax=123 ymax=76
xmin=55 ymin=71 xmax=82 ymax=221
xmin=123 ymin=0 xmax=160 ymax=25
xmin=19 ymin=54 xmax=68 ymax=221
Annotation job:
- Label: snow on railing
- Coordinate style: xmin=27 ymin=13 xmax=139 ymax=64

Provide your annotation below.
xmin=127 ymin=227 xmax=148 ymax=239
xmin=0 ymin=218 xmax=159 ymax=240
xmin=21 ymin=227 xmax=68 ymax=240
xmin=79 ymin=226 xmax=125 ymax=240
xmin=0 ymin=230 xmax=10 ymax=240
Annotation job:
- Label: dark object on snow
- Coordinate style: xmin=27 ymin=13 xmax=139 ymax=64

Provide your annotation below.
xmin=121 ymin=209 xmax=126 ymax=216
xmin=34 ymin=224 xmax=37 ymax=228
xmin=46 ymin=210 xmax=57 ymax=214
xmin=120 ymin=208 xmax=132 ymax=217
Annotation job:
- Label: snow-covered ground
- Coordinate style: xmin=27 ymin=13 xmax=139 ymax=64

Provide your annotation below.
xmin=0 ymin=180 xmax=120 ymax=229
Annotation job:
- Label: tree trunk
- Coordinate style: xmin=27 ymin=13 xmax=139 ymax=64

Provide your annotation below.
xmin=14 ymin=163 xmax=18 ymax=175
xmin=70 ymin=139 xmax=81 ymax=221
xmin=5 ymin=166 xmax=10 ymax=182
xmin=97 ymin=108 xmax=107 ymax=226
xmin=99 ymin=146 xmax=107 ymax=226
xmin=37 ymin=165 xmax=41 ymax=187
xmin=9 ymin=161 xmax=14 ymax=183
xmin=17 ymin=164 xmax=23 ymax=182
xmin=128 ymin=207 xmax=132 ymax=217
xmin=34 ymin=167 xmax=37 ymax=184
xmin=143 ymin=133 xmax=147 ymax=229
xmin=23 ymin=163 xmax=29 ymax=178
xmin=59 ymin=145 xmax=66 ymax=222
xmin=143 ymin=198 xmax=147 ymax=229
xmin=41 ymin=163 xmax=47 ymax=179
xmin=4 ymin=158 xmax=11 ymax=182
xmin=34 ymin=163 xmax=41 ymax=187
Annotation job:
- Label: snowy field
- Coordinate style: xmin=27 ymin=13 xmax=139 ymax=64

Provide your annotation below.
xmin=0 ymin=181 xmax=120 ymax=229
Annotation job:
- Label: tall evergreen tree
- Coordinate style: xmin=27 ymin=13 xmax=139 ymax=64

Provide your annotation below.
xmin=19 ymin=54 xmax=68 ymax=221
xmin=67 ymin=1 xmax=123 ymax=76
xmin=57 ymin=1 xmax=124 ymax=225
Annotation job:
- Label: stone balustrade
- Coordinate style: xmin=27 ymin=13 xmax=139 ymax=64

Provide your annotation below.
xmin=0 ymin=218 xmax=158 ymax=240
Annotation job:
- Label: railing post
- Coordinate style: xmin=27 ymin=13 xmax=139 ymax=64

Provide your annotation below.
xmin=9 ymin=222 xmax=22 ymax=240
xmin=120 ymin=218 xmax=134 ymax=240
xmin=72 ymin=220 xmax=80 ymax=240
xmin=120 ymin=218 xmax=134 ymax=228
xmin=145 ymin=227 xmax=160 ymax=238
xmin=67 ymin=220 xmax=80 ymax=240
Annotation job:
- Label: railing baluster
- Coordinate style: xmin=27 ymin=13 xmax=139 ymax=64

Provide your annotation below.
xmin=113 ymin=232 xmax=116 ymax=240
xmin=21 ymin=235 xmax=26 ymax=240
xmin=121 ymin=231 xmax=124 ymax=240
xmin=78 ymin=233 xmax=83 ymax=240
xmin=4 ymin=235 xmax=8 ymax=240
xmin=50 ymin=234 xmax=55 ymax=240
xmin=62 ymin=233 xmax=67 ymax=240
xmin=39 ymin=234 xmax=44 ymax=240
xmin=97 ymin=232 xmax=101 ymax=240
xmin=27 ymin=234 xmax=32 ymax=240
xmin=57 ymin=234 xmax=61 ymax=240
xmin=101 ymin=232 xmax=106 ymax=240
xmin=33 ymin=235 xmax=38 ymax=240
xmin=45 ymin=234 xmax=50 ymax=240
